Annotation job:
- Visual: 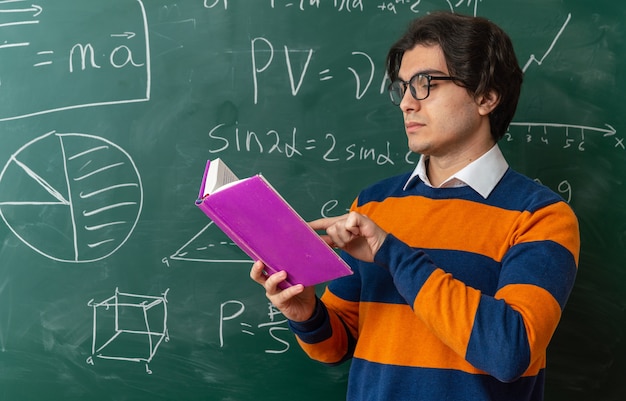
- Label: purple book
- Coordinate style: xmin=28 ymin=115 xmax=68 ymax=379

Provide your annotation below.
xmin=195 ymin=159 xmax=353 ymax=289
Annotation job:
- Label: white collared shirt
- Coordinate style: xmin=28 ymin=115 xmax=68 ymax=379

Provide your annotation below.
xmin=403 ymin=144 xmax=509 ymax=199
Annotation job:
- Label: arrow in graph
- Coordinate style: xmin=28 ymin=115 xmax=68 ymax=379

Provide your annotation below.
xmin=510 ymin=122 xmax=616 ymax=136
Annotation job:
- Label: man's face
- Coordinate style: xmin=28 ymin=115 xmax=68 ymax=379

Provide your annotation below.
xmin=397 ymin=44 xmax=492 ymax=159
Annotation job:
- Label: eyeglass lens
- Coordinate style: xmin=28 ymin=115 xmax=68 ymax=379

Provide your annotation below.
xmin=388 ymin=74 xmax=431 ymax=105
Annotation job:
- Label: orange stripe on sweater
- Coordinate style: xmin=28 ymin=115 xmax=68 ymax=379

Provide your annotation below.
xmin=413 ymin=268 xmax=482 ymax=357
xmin=353 ymin=301 xmax=485 ymax=373
xmin=355 ymin=196 xmax=578 ymax=264
xmin=496 ymin=283 xmax=561 ymax=371
xmin=512 ymin=203 xmax=580 ymax=265
xmin=296 ymin=310 xmax=351 ymax=364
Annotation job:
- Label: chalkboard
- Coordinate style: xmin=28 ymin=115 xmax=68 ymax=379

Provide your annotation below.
xmin=0 ymin=1 xmax=624 ymax=400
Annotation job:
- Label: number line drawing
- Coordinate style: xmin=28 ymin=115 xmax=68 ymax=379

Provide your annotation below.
xmin=510 ymin=122 xmax=616 ymax=136
xmin=506 ymin=122 xmax=622 ymax=151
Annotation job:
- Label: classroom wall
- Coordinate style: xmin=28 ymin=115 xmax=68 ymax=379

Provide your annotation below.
xmin=0 ymin=1 xmax=624 ymax=400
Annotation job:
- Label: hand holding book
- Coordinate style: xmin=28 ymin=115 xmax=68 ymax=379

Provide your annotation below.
xmin=195 ymin=159 xmax=353 ymax=289
xmin=250 ymin=260 xmax=319 ymax=322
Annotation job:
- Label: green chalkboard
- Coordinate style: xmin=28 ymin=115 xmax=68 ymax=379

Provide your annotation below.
xmin=0 ymin=1 xmax=624 ymax=400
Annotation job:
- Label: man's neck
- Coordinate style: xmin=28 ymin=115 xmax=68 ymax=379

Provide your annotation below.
xmin=426 ymin=139 xmax=495 ymax=187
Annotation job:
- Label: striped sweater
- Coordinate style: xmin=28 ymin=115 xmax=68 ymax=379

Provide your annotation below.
xmin=290 ymin=168 xmax=579 ymax=401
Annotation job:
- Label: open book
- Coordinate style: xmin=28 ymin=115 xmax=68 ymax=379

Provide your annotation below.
xmin=195 ymin=159 xmax=353 ymax=288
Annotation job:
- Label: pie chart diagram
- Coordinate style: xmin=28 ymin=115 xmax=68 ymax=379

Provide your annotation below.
xmin=0 ymin=131 xmax=143 ymax=263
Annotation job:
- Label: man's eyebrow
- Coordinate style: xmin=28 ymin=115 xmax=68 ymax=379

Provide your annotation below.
xmin=398 ymin=69 xmax=448 ymax=80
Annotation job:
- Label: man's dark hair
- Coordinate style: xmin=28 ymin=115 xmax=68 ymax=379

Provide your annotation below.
xmin=386 ymin=12 xmax=524 ymax=141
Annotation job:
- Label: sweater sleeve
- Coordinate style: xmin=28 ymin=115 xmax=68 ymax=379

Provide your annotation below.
xmin=287 ymin=273 xmax=360 ymax=365
xmin=374 ymin=200 xmax=579 ymax=382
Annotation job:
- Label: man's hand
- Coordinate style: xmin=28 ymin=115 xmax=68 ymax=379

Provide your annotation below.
xmin=309 ymin=212 xmax=388 ymax=263
xmin=249 ymin=212 xmax=386 ymax=322
xmin=249 ymin=261 xmax=317 ymax=322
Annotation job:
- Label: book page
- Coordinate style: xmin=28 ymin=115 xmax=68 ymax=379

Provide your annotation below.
xmin=203 ymin=158 xmax=240 ymax=196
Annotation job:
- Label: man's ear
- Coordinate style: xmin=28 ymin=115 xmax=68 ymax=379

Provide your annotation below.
xmin=476 ymin=90 xmax=500 ymax=115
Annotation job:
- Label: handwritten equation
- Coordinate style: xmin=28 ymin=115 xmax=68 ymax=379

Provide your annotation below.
xmin=204 ymin=0 xmax=483 ymax=16
xmin=205 ymin=120 xmax=624 ymax=167
xmin=220 ymin=300 xmax=291 ymax=354
xmin=208 ymin=122 xmax=401 ymax=165
xmin=0 ymin=0 xmax=150 ymax=121
xmin=243 ymin=11 xmax=572 ymax=103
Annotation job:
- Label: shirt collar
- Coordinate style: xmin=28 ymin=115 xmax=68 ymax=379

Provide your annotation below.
xmin=404 ymin=144 xmax=509 ymax=198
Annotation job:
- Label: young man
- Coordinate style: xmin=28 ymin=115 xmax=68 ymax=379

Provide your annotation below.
xmin=250 ymin=11 xmax=579 ymax=401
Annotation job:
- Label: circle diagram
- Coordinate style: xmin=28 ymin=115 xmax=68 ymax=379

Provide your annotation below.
xmin=0 ymin=131 xmax=143 ymax=262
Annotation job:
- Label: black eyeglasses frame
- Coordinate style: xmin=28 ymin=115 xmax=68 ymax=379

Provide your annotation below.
xmin=387 ymin=73 xmax=457 ymax=105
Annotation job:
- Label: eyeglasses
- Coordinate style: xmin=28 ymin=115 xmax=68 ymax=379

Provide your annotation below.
xmin=387 ymin=73 xmax=457 ymax=105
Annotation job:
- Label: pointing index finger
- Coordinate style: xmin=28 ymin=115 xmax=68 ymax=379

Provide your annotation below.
xmin=308 ymin=214 xmax=348 ymax=231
